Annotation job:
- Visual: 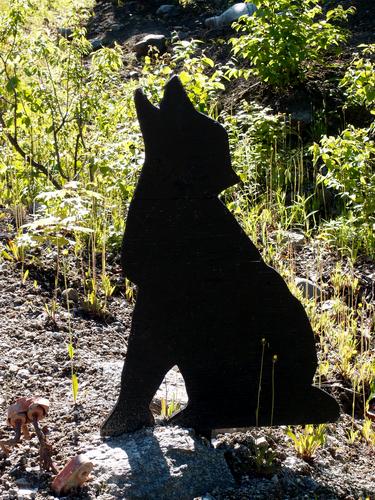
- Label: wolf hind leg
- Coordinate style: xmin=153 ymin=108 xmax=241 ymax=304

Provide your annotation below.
xmin=101 ymin=330 xmax=174 ymax=437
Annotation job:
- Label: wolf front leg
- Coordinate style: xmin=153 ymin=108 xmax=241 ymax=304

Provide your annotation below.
xmin=100 ymin=324 xmax=174 ymax=437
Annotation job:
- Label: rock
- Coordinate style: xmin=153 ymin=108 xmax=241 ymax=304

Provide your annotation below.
xmin=177 ymin=30 xmax=189 ymax=40
xmin=89 ymin=38 xmax=105 ymax=51
xmin=134 ymin=34 xmax=167 ymax=57
xmin=61 ymin=288 xmax=79 ymax=303
xmin=254 ymin=436 xmax=268 ymax=448
xmin=128 ymin=70 xmax=139 ymax=80
xmin=205 ymin=3 xmax=257 ymax=29
xmin=279 ymin=230 xmax=305 ymax=248
xmin=321 ymin=299 xmax=335 ymax=312
xmin=57 ymin=27 xmax=73 ymax=39
xmin=17 ymin=369 xmax=30 ymax=379
xmin=156 ymin=4 xmax=181 ymax=17
xmin=86 ymin=426 xmax=234 ymax=499
xmin=295 ymin=277 xmax=325 ymax=301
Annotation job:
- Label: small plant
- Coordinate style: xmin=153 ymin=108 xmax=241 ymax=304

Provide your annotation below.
xmin=160 ymin=396 xmax=181 ymax=418
xmin=1 ymin=239 xmax=25 ymax=263
xmin=83 ymin=278 xmax=106 ymax=316
xmin=346 ymin=427 xmax=360 ymax=445
xmin=312 ymin=126 xmax=375 ymax=258
xmin=286 ymin=424 xmax=326 ymax=460
xmin=252 ymin=438 xmax=276 ymax=471
xmin=141 ymin=39 xmax=226 ymax=114
xmin=124 ymin=278 xmax=135 ymax=304
xmin=361 ymin=418 xmax=375 ymax=445
xmin=230 ymin=0 xmax=354 ymax=87
xmin=102 ymin=273 xmax=116 ymax=307
xmin=44 ymin=299 xmax=58 ymax=324
xmin=255 ymin=337 xmax=267 ymax=426
xmin=340 ymin=43 xmax=375 ymax=114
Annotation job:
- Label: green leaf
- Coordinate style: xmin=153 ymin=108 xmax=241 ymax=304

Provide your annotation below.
xmin=202 ymin=57 xmax=214 ymax=68
xmin=6 ymin=76 xmax=20 ymax=93
xmin=68 ymin=343 xmax=74 ymax=359
xmin=1 ymin=250 xmax=13 ymax=261
xmin=179 ymin=71 xmax=191 ymax=85
xmin=72 ymin=373 xmax=79 ymax=402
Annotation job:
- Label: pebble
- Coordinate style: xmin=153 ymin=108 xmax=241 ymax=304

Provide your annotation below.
xmin=61 ymin=288 xmax=79 ymax=303
xmin=279 ymin=230 xmax=305 ymax=248
xmin=17 ymin=368 xmax=30 ymax=379
xmin=156 ymin=4 xmax=180 ymax=16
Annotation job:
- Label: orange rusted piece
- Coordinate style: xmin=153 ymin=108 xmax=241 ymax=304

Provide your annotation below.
xmin=27 ymin=397 xmax=49 ymax=422
xmin=1 ymin=397 xmax=51 ymax=457
xmin=51 ymin=455 xmax=93 ymax=495
xmin=7 ymin=397 xmax=30 ymax=426
xmin=6 ymin=397 xmax=33 ymax=440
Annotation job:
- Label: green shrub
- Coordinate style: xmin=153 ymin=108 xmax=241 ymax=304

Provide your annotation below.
xmin=229 ymin=0 xmax=354 ymax=87
xmin=141 ymin=39 xmax=226 ymax=114
xmin=340 ymin=43 xmax=375 ymax=114
xmin=313 ymin=126 xmax=374 ymax=220
xmin=312 ymin=126 xmax=375 ymax=257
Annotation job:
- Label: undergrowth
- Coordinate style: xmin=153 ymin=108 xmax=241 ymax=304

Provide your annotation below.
xmin=0 ymin=0 xmax=373 ymax=439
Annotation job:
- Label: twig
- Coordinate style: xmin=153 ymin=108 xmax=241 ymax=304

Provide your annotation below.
xmin=31 ymin=415 xmax=58 ymax=474
xmin=0 ymin=111 xmax=62 ymax=189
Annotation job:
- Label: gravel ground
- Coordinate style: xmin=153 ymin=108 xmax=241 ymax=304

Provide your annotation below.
xmin=0 ymin=247 xmax=374 ymax=499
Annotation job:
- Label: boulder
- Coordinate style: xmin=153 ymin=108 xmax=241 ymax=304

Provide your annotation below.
xmin=156 ymin=4 xmax=181 ymax=17
xmin=205 ymin=3 xmax=257 ymax=29
xmin=57 ymin=27 xmax=73 ymax=39
xmin=295 ymin=277 xmax=325 ymax=301
xmin=134 ymin=34 xmax=167 ymax=57
xmin=86 ymin=426 xmax=234 ymax=499
xmin=279 ymin=230 xmax=305 ymax=248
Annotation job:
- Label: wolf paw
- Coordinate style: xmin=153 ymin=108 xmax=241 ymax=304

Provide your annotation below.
xmin=100 ymin=405 xmax=154 ymax=437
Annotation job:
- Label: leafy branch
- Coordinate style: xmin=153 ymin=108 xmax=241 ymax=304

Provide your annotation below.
xmin=0 ymin=109 xmax=62 ymax=189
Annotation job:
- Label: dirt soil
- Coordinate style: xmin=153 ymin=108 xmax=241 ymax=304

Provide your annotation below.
xmin=87 ymin=0 xmax=375 ymax=132
xmin=0 ymin=1 xmax=374 ymax=498
xmin=0 ymin=210 xmax=374 ymax=499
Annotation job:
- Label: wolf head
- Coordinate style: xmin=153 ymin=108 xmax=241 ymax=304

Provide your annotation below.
xmin=134 ymin=76 xmax=240 ymax=199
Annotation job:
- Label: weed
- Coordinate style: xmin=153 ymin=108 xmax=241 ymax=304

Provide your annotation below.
xmin=256 ymin=337 xmax=267 ymax=426
xmin=286 ymin=424 xmax=326 ymax=460
xmin=346 ymin=427 xmax=360 ymax=445
xmin=340 ymin=43 xmax=375 ymax=114
xmin=161 ymin=397 xmax=181 ymax=418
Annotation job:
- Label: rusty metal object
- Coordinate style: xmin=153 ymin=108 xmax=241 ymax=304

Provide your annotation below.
xmin=1 ymin=397 xmax=93 ymax=494
xmin=7 ymin=397 xmax=30 ymax=427
xmin=51 ymin=455 xmax=93 ymax=495
xmin=29 ymin=402 xmax=58 ymax=474
xmin=0 ymin=397 xmax=53 ymax=466
xmin=0 ymin=419 xmax=22 ymax=455
xmin=0 ymin=398 xmax=32 ymax=454
xmin=26 ymin=397 xmax=49 ymax=422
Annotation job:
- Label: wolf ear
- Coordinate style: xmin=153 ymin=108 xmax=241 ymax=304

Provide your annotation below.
xmin=134 ymin=88 xmax=160 ymax=138
xmin=160 ymin=75 xmax=195 ymax=116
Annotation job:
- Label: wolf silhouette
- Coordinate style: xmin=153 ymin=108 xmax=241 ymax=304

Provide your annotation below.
xmin=101 ymin=76 xmax=339 ymax=438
